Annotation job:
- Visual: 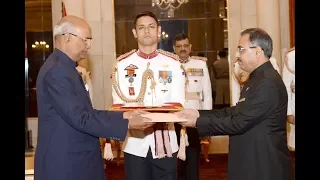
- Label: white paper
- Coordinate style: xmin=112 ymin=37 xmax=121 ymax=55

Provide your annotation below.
xmin=141 ymin=113 xmax=187 ymax=122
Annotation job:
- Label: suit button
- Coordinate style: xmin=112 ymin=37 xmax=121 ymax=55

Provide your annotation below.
xmin=148 ymin=92 xmax=151 ymax=95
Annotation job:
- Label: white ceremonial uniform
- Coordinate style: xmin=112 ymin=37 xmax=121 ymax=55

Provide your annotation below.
xmin=282 ymin=48 xmax=295 ymax=149
xmin=111 ymin=49 xmax=185 ymax=158
xmin=182 ymin=56 xmax=212 ymax=110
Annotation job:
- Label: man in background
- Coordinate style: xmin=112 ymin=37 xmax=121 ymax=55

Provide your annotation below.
xmin=213 ymin=48 xmax=230 ymax=109
xmin=173 ymin=33 xmax=212 ymax=180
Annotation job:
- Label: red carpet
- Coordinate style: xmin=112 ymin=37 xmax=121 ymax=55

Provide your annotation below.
xmin=105 ymin=152 xmax=295 ymax=180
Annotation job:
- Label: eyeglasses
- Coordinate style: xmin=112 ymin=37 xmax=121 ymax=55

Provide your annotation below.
xmin=62 ymin=33 xmax=93 ymax=44
xmin=237 ymin=46 xmax=257 ymax=52
xmin=175 ymin=44 xmax=190 ymax=49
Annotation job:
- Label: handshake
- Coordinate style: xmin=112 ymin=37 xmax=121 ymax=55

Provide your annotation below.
xmin=123 ymin=109 xmax=200 ymax=131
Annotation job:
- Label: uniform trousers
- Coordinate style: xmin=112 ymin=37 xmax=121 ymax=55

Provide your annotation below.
xmin=177 ymin=147 xmax=200 ymax=180
xmin=175 ymin=124 xmax=200 ymax=180
xmin=124 ymin=148 xmax=177 ymax=180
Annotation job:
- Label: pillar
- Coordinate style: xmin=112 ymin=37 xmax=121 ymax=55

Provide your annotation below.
xmin=256 ymin=0 xmax=282 ymax=70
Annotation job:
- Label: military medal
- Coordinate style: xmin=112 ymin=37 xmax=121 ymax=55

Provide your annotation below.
xmin=129 ymin=77 xmax=134 ymax=83
xmin=124 ymin=64 xmax=138 ymax=86
xmin=158 ymin=70 xmax=172 ymax=85
xmin=129 ymin=87 xmax=135 ymax=96
xmin=187 ymin=68 xmax=204 ymax=76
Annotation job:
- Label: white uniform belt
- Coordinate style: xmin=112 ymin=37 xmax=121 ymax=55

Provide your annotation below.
xmin=185 ymin=92 xmax=202 ymax=100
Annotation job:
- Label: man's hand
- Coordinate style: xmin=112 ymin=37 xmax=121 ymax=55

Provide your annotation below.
xmin=287 ymin=115 xmax=295 ymax=124
xmin=123 ymin=110 xmax=155 ymax=130
xmin=174 ymin=109 xmax=199 ymax=128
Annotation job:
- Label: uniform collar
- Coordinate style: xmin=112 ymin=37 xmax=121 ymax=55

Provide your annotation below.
xmin=179 ymin=56 xmax=191 ymax=64
xmin=54 ymin=48 xmax=77 ymax=67
xmin=136 ymin=49 xmax=159 ymax=59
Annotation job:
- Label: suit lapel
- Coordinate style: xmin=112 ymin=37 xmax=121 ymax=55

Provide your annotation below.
xmin=74 ymin=68 xmax=93 ymax=106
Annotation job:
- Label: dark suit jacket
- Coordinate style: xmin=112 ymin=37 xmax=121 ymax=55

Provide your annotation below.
xmin=34 ymin=49 xmax=129 ymax=180
xmin=196 ymin=61 xmax=294 ymax=180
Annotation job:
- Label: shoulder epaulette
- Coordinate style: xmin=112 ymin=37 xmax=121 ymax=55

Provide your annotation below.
xmin=191 ymin=55 xmax=207 ymax=62
xmin=116 ymin=49 xmax=137 ymax=62
xmin=158 ymin=49 xmax=179 ymax=61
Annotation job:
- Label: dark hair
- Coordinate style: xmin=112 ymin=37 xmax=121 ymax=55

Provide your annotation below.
xmin=133 ymin=11 xmax=160 ymax=28
xmin=241 ymin=28 xmax=273 ymax=58
xmin=218 ymin=49 xmax=227 ymax=58
xmin=173 ymin=33 xmax=190 ymax=45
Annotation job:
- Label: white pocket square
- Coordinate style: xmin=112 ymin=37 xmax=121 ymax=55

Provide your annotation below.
xmin=238 ymin=98 xmax=246 ymax=102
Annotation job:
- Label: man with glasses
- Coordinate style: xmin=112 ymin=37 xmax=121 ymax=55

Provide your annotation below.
xmin=34 ymin=15 xmax=154 ymax=180
xmin=174 ymin=28 xmax=294 ymax=180
xmin=111 ymin=11 xmax=186 ymax=180
xmin=173 ymin=33 xmax=212 ymax=180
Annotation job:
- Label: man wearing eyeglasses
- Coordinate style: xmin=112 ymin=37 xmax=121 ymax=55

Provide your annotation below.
xmin=173 ymin=33 xmax=212 ymax=180
xmin=34 ymin=15 xmax=154 ymax=180
xmin=174 ymin=28 xmax=294 ymax=180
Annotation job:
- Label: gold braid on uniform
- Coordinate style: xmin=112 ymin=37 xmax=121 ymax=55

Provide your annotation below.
xmin=158 ymin=49 xmax=180 ymax=61
xmin=111 ymin=49 xmax=157 ymax=103
xmin=111 ymin=49 xmax=175 ymax=159
xmin=191 ymin=55 xmax=207 ymax=62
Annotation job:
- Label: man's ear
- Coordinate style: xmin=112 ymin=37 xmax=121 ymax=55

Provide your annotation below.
xmin=132 ymin=28 xmax=137 ymax=38
xmin=256 ymin=46 xmax=263 ymax=57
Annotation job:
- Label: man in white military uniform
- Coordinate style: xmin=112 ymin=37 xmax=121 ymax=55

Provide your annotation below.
xmin=111 ymin=11 xmax=185 ymax=180
xmin=282 ymin=47 xmax=295 ymax=150
xmin=173 ymin=33 xmax=212 ymax=180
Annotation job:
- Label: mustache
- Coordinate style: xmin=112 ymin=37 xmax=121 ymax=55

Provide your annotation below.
xmin=180 ymin=50 xmax=187 ymax=53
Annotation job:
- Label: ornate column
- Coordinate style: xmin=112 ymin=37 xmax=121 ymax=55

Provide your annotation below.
xmin=256 ymin=0 xmax=282 ymax=70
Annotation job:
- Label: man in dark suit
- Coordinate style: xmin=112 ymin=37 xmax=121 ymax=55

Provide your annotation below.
xmin=175 ymin=28 xmax=294 ymax=180
xmin=34 ymin=15 xmax=154 ymax=180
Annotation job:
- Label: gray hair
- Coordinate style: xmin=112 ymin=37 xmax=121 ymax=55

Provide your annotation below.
xmin=53 ymin=21 xmax=75 ymax=37
xmin=241 ymin=28 xmax=273 ymax=58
